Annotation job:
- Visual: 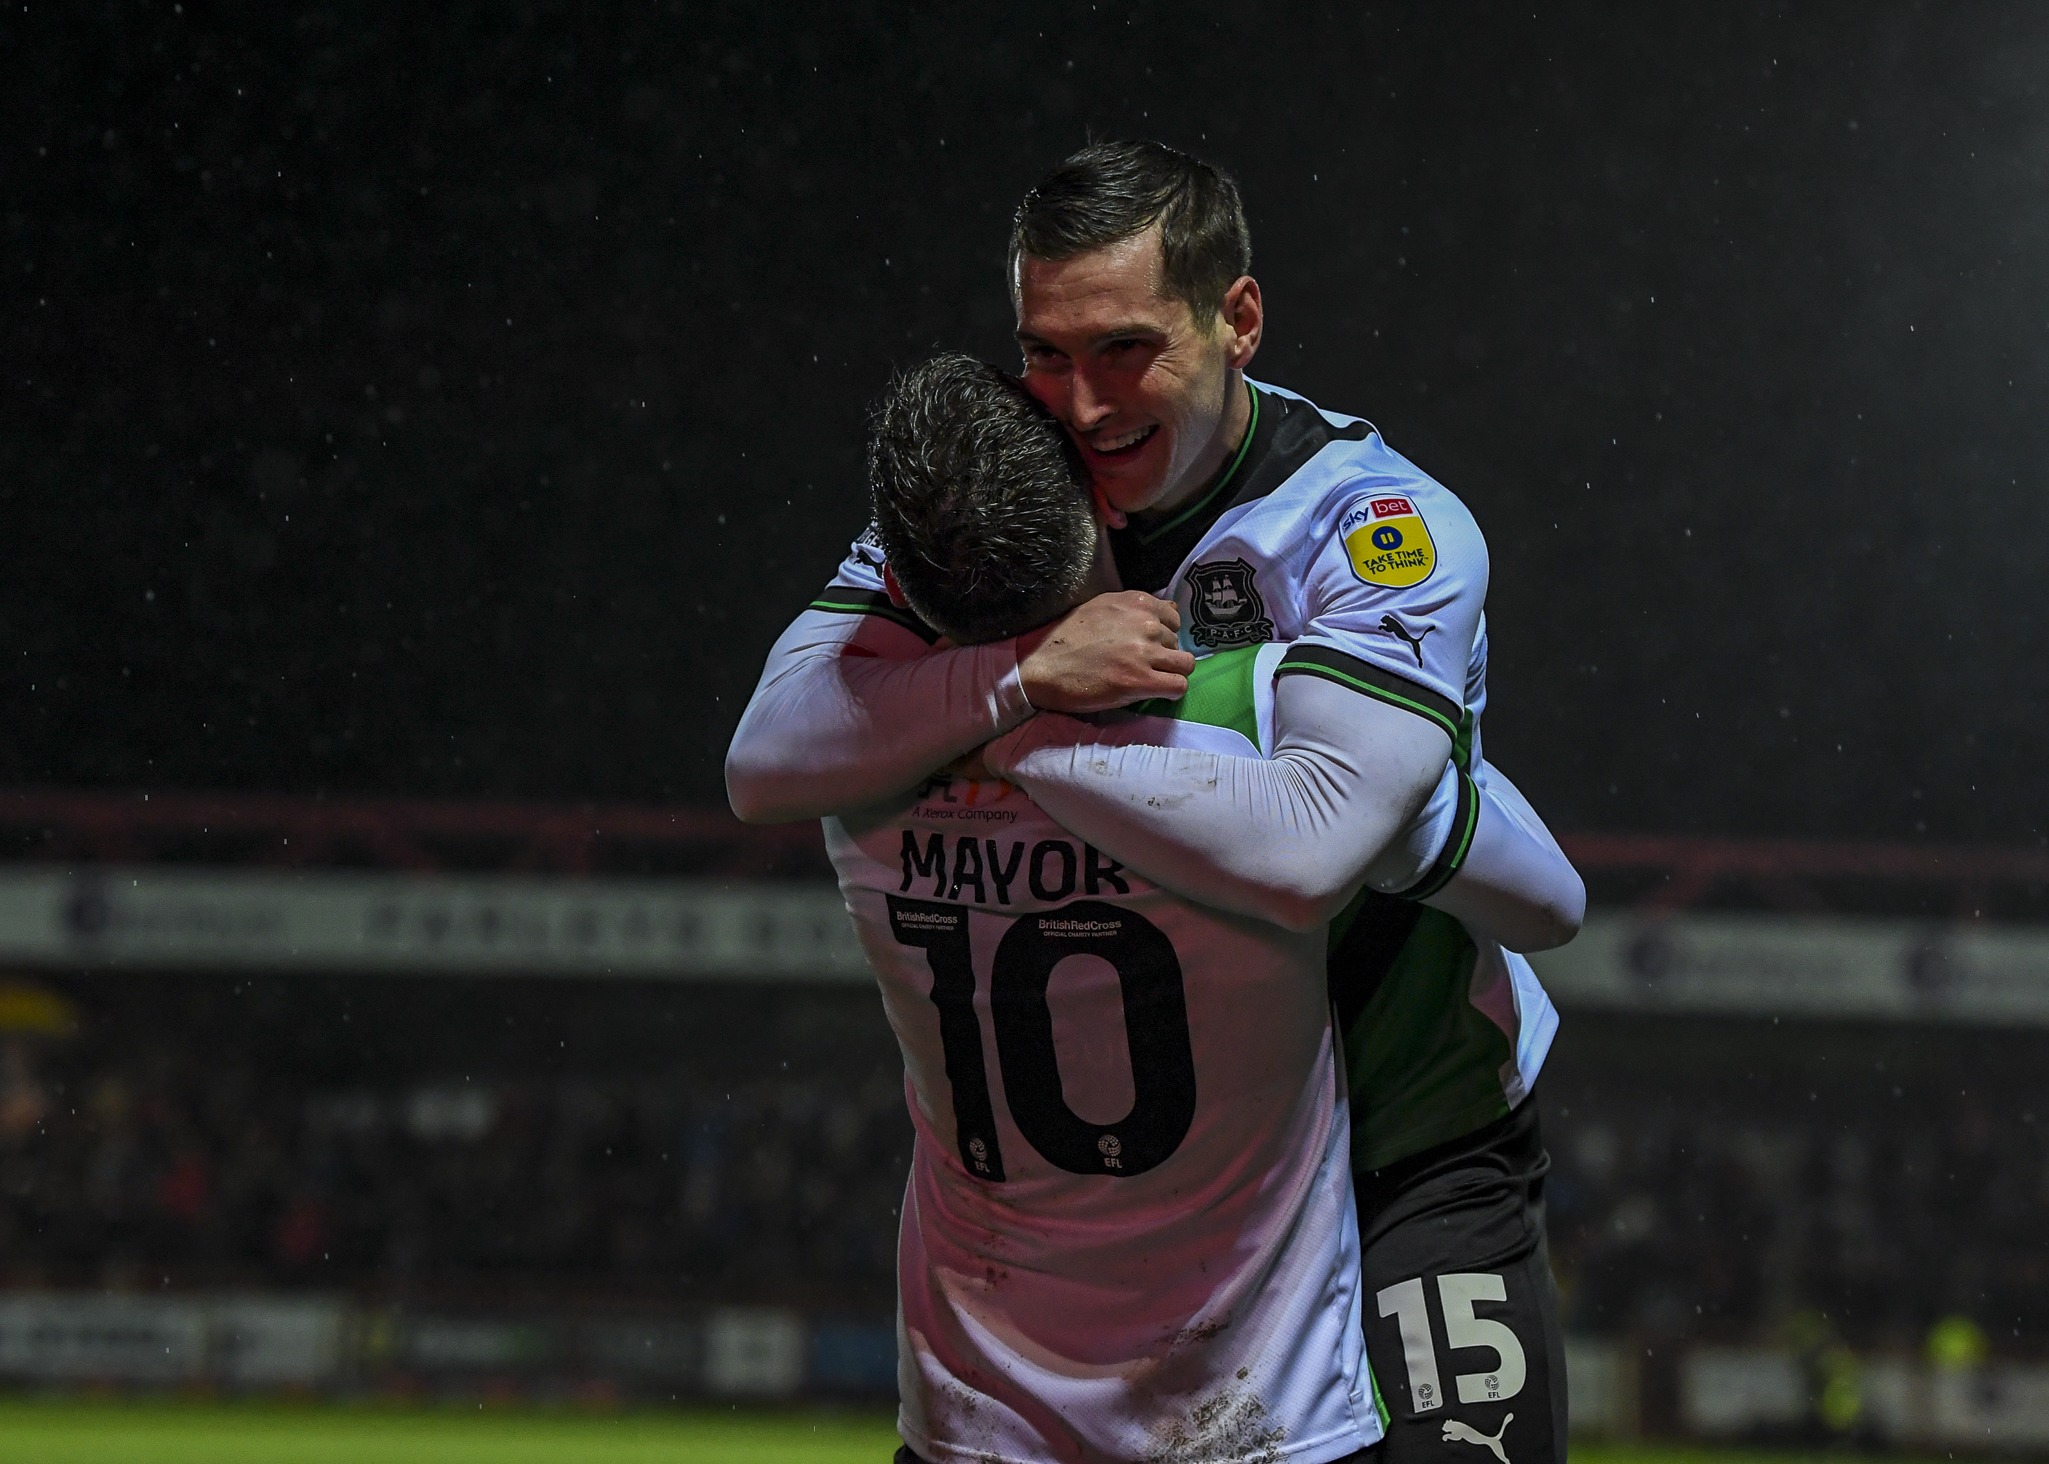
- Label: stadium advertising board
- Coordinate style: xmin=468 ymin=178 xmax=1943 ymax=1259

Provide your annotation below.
xmin=0 ymin=868 xmax=866 ymax=980
xmin=1 ymin=869 xmax=2044 ymax=1028
xmin=1535 ymin=912 xmax=2049 ymax=1026
xmin=0 ymin=1296 xmax=340 ymax=1384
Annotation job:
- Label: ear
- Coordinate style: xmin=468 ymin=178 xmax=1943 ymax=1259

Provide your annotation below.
xmin=1221 ymin=275 xmax=1263 ymax=372
xmin=881 ymin=563 xmax=910 ymax=610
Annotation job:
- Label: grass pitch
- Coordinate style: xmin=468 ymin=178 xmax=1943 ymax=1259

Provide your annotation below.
xmin=0 ymin=1399 xmax=901 ymax=1463
xmin=0 ymin=1400 xmax=1952 ymax=1463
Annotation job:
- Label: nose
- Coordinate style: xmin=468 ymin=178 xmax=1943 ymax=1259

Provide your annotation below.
xmin=1068 ymin=367 xmax=1116 ymax=432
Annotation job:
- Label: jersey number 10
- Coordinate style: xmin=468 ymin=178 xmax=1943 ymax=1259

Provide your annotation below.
xmin=887 ymin=896 xmax=1198 ymax=1181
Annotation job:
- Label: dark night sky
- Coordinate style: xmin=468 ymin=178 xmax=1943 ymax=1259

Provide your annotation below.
xmin=7 ymin=2 xmax=2045 ymax=845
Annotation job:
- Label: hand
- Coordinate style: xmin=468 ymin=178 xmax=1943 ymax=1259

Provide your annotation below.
xmin=1015 ymin=591 xmax=1194 ymax=713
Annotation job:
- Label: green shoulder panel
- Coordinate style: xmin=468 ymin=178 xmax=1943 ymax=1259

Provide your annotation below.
xmin=1128 ymin=643 xmax=1263 ymax=747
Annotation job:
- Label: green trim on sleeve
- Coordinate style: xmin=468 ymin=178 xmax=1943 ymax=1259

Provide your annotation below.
xmin=1451 ymin=706 xmax=1476 ymax=773
xmin=1272 ymin=645 xmax=1462 ymax=743
xmin=807 ymin=586 xmax=940 ymax=644
xmin=1396 ymin=767 xmax=1479 ymax=903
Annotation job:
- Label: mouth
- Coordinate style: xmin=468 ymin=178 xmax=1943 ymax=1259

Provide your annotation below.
xmin=1085 ymin=423 xmax=1157 ymax=459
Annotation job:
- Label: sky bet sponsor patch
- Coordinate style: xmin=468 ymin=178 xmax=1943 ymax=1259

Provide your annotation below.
xmin=1342 ymin=495 xmax=1437 ymax=588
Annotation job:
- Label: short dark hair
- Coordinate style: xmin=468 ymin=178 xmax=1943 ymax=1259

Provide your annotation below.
xmin=867 ymin=353 xmax=1096 ymax=646
xmin=1008 ymin=139 xmax=1252 ymax=324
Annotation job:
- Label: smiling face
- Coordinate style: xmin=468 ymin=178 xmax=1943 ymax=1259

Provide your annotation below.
xmin=1015 ymin=225 xmax=1262 ymax=520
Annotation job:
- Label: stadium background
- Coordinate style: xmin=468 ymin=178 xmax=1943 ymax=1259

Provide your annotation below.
xmin=4 ymin=0 xmax=2047 ymax=1457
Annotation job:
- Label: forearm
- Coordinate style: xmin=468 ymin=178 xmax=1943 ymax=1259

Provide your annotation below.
xmin=725 ymin=611 xmax=1034 ymax=823
xmin=1426 ymin=767 xmax=1585 ymax=951
xmin=1358 ymin=757 xmax=1585 ymax=952
xmin=985 ymin=677 xmax=1449 ymax=931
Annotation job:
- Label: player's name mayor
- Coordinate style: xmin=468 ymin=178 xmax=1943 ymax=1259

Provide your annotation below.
xmin=897 ymin=828 xmax=1134 ymax=905
xmin=0 ymin=865 xmax=2041 ymax=1021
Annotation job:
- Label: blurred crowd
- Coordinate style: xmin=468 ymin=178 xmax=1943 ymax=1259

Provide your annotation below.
xmin=0 ymin=989 xmax=2043 ymax=1359
xmin=0 ymin=1033 xmax=909 ymax=1306
xmin=1548 ymin=1089 xmax=2049 ymax=1350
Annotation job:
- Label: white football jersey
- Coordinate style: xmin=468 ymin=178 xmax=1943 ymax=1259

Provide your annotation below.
xmin=1132 ymin=380 xmax=1557 ymax=1121
xmin=824 ymin=707 xmax=1376 ymax=1464
xmin=806 ymin=387 xmax=1561 ymax=1163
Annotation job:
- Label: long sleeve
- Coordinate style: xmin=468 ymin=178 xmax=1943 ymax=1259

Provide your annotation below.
xmin=1425 ymin=764 xmax=1585 ymax=951
xmin=725 ymin=607 xmax=1034 ymax=824
xmin=1352 ymin=758 xmax=1584 ymax=952
xmin=982 ymin=674 xmax=1451 ymax=931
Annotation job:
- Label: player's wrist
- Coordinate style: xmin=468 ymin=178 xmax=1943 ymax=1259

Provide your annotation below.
xmin=993 ymin=648 xmax=1038 ymax=725
xmin=979 ymin=722 xmax=1029 ymax=780
xmin=1012 ymin=625 xmax=1057 ymax=711
xmin=980 ymin=709 xmax=1068 ymax=780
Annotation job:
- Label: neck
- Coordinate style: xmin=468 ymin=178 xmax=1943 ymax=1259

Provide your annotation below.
xmin=1147 ymin=372 xmax=1252 ymax=518
xmin=1079 ymin=518 xmax=1123 ymax=593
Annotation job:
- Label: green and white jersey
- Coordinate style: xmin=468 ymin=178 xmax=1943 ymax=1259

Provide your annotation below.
xmin=823 ymin=686 xmax=1377 ymax=1464
xmin=1097 ymin=380 xmax=1558 ymax=1169
xmin=792 ymin=465 xmax=1559 ymax=1175
xmin=1109 ymin=381 xmax=1489 ymax=761
xmin=1133 ymin=646 xmax=1559 ymax=1174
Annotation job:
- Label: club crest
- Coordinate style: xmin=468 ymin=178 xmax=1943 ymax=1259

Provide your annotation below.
xmin=1184 ymin=558 xmax=1275 ymax=648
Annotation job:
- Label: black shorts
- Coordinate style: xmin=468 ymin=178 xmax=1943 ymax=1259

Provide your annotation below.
xmin=1353 ymin=1093 xmax=1566 ymax=1464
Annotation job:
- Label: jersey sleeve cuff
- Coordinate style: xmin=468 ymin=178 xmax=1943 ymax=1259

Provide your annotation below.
xmin=1394 ymin=765 xmax=1479 ymax=902
xmin=1272 ymin=644 xmax=1462 ymax=745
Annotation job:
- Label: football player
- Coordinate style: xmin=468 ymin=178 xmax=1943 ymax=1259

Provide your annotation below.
xmin=729 ymin=143 xmax=1580 ymax=1464
xmin=798 ymin=354 xmax=1574 ymax=1463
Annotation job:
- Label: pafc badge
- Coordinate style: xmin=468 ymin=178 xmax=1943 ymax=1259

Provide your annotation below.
xmin=1342 ymin=496 xmax=1437 ymax=588
xmin=1185 ymin=558 xmax=1275 ymax=649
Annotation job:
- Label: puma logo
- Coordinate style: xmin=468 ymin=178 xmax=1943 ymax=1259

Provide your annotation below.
xmin=1441 ymin=1413 xmax=1512 ymax=1463
xmin=1379 ymin=614 xmax=1434 ymax=667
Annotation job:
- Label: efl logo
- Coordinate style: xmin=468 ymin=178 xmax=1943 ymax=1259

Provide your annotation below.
xmin=1370 ymin=496 xmax=1415 ymax=519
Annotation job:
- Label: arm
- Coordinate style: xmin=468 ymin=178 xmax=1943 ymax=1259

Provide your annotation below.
xmin=725 ymin=607 xmax=1032 ymax=824
xmin=1431 ymin=764 xmax=1584 ymax=951
xmin=1362 ymin=761 xmax=1585 ymax=952
xmin=984 ymin=673 xmax=1451 ymax=932
xmin=983 ymin=693 xmax=1582 ymax=948
xmin=724 ymin=535 xmax=1194 ymax=824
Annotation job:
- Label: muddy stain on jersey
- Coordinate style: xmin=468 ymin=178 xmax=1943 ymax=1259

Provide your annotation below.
xmin=1168 ymin=1316 xmax=1231 ymax=1348
xmin=1140 ymin=1386 xmax=1287 ymax=1464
